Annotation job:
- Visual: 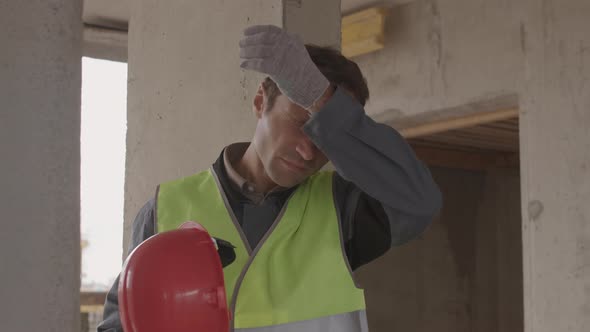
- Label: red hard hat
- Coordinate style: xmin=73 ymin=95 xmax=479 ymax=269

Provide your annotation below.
xmin=118 ymin=221 xmax=230 ymax=332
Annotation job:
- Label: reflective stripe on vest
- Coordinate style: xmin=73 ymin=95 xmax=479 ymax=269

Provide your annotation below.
xmin=156 ymin=169 xmax=366 ymax=330
xmin=235 ymin=310 xmax=368 ymax=332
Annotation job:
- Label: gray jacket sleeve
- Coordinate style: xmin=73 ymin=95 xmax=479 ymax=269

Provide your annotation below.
xmin=303 ymin=87 xmax=442 ymax=260
xmin=97 ymin=199 xmax=156 ymax=332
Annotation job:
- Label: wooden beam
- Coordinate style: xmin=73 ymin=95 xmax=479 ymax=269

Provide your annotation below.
xmin=399 ymin=108 xmax=519 ymax=139
xmin=80 ymin=292 xmax=107 ymax=313
xmin=410 ymin=145 xmax=520 ymax=171
xmin=342 ymin=36 xmax=384 ymax=59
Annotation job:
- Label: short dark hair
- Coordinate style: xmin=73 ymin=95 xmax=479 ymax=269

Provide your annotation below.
xmin=261 ymin=44 xmax=370 ymax=109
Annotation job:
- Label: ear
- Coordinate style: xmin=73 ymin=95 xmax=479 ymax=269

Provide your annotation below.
xmin=252 ymin=84 xmax=266 ymax=119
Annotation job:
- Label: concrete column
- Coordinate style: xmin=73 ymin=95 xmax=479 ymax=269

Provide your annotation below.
xmin=520 ymin=0 xmax=590 ymax=331
xmin=124 ymin=0 xmax=341 ymax=252
xmin=0 ymin=0 xmax=82 ymax=331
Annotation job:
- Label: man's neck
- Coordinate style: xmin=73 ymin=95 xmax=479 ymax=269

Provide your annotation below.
xmin=236 ymin=143 xmax=278 ymax=194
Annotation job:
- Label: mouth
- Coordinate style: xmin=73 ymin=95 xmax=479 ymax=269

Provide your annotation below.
xmin=280 ymin=158 xmax=308 ymax=173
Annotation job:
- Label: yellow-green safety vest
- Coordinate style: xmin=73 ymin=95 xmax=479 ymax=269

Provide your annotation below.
xmin=156 ymin=169 xmax=367 ymax=331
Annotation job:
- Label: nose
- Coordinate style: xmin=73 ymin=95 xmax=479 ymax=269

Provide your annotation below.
xmin=295 ymin=136 xmax=316 ymax=161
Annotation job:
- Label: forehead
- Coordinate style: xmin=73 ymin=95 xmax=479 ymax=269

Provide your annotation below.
xmin=270 ymin=94 xmax=310 ymax=121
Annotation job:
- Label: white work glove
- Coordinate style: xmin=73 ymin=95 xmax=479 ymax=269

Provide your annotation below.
xmin=239 ymin=25 xmax=330 ymax=110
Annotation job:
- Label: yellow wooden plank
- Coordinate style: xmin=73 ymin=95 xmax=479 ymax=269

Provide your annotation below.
xmin=342 ymin=35 xmax=384 ymax=58
xmin=342 ymin=17 xmax=384 ymax=44
xmin=342 ymin=7 xmax=388 ymax=26
xmin=342 ymin=7 xmax=387 ymax=58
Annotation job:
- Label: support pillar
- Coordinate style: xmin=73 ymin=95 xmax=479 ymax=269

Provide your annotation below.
xmin=520 ymin=1 xmax=590 ymax=331
xmin=0 ymin=0 xmax=83 ymax=331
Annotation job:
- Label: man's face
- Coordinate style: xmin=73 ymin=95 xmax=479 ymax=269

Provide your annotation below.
xmin=251 ymin=88 xmax=329 ymax=188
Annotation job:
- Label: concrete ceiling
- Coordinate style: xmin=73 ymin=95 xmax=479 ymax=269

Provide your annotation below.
xmin=82 ymin=0 xmax=415 ymax=30
xmin=83 ymin=0 xmax=130 ymax=30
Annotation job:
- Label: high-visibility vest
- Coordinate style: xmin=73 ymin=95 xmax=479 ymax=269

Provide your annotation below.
xmin=157 ymin=169 xmax=368 ymax=331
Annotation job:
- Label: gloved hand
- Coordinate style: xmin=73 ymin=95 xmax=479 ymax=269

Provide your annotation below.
xmin=213 ymin=236 xmax=236 ymax=268
xmin=239 ymin=25 xmax=330 ymax=110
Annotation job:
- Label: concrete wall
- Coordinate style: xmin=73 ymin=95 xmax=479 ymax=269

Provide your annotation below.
xmin=351 ymin=1 xmax=589 ymax=329
xmin=0 ymin=1 xmax=82 ymax=331
xmin=356 ymin=166 xmax=522 ymax=332
xmin=124 ymin=0 xmax=341 ymax=252
xmin=519 ymin=1 xmax=590 ymax=331
xmin=354 ymin=0 xmax=523 ymax=122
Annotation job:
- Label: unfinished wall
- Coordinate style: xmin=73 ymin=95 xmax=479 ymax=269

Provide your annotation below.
xmin=350 ymin=0 xmax=588 ymax=329
xmin=0 ymin=1 xmax=82 ymax=331
xmin=520 ymin=0 xmax=590 ymax=331
xmin=344 ymin=29 xmax=521 ymax=332
xmin=353 ymin=0 xmax=523 ymax=122
xmin=356 ymin=166 xmax=522 ymax=332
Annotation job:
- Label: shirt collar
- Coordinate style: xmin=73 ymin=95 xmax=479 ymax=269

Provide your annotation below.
xmin=222 ymin=143 xmax=289 ymax=204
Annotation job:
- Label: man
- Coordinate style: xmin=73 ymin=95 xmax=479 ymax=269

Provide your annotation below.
xmin=98 ymin=25 xmax=442 ymax=332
